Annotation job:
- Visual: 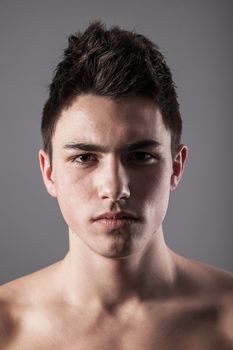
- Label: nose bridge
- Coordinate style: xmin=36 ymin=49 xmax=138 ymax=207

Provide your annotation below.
xmin=98 ymin=154 xmax=130 ymax=201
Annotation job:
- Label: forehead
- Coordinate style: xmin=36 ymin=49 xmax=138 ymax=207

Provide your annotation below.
xmin=53 ymin=94 xmax=171 ymax=149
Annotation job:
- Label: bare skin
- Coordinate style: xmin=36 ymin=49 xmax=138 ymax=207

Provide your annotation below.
xmin=1 ymin=95 xmax=233 ymax=349
xmin=1 ymin=251 xmax=233 ymax=349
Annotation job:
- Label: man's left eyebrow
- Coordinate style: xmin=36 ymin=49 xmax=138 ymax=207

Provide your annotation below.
xmin=63 ymin=139 xmax=161 ymax=152
xmin=125 ymin=140 xmax=161 ymax=151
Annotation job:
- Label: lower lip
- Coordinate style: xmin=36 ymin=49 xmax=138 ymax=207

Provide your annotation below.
xmin=94 ymin=218 xmax=137 ymax=229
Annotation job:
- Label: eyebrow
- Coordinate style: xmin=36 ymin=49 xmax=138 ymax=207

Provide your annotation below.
xmin=63 ymin=139 xmax=161 ymax=153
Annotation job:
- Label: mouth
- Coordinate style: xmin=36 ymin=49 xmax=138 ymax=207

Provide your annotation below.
xmin=92 ymin=211 xmax=140 ymax=229
xmin=93 ymin=217 xmax=137 ymax=229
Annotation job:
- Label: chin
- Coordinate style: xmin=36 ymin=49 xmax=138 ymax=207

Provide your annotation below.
xmin=89 ymin=233 xmax=144 ymax=260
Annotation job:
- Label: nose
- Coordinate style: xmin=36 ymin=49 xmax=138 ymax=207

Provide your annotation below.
xmin=96 ymin=155 xmax=130 ymax=202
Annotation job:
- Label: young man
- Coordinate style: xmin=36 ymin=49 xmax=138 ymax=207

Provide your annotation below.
xmin=0 ymin=21 xmax=232 ymax=349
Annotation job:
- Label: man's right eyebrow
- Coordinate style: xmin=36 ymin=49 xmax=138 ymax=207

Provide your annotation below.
xmin=63 ymin=143 xmax=109 ymax=152
xmin=63 ymin=139 xmax=161 ymax=153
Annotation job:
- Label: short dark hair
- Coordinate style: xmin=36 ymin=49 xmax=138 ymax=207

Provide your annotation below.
xmin=41 ymin=21 xmax=182 ymax=162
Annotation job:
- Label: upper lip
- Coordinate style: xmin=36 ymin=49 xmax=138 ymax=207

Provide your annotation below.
xmin=93 ymin=211 xmax=139 ymax=221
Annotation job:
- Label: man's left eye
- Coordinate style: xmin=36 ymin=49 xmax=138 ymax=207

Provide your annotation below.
xmin=127 ymin=152 xmax=156 ymax=162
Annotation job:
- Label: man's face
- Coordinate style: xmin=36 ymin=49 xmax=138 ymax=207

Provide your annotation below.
xmin=40 ymin=94 xmax=185 ymax=259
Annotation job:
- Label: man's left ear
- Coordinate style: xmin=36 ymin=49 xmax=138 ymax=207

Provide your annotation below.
xmin=170 ymin=144 xmax=188 ymax=192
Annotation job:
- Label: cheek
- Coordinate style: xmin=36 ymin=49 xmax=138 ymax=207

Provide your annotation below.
xmin=136 ymin=164 xmax=171 ymax=201
xmin=54 ymin=170 xmax=94 ymax=227
xmin=135 ymin=165 xmax=172 ymax=223
xmin=55 ymin=167 xmax=93 ymax=199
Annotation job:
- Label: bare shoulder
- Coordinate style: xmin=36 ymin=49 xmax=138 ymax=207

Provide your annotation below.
xmin=0 ymin=261 xmax=61 ymax=347
xmin=175 ymin=253 xmax=233 ymax=294
xmin=0 ymin=277 xmax=28 ymax=347
xmin=0 ymin=284 xmax=19 ymax=348
xmin=175 ymin=254 xmax=233 ymax=341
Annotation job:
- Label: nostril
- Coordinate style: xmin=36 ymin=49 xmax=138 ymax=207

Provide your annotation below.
xmin=98 ymin=182 xmax=130 ymax=202
xmin=97 ymin=159 xmax=130 ymax=201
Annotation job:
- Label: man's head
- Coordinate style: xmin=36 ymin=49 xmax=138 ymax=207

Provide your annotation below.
xmin=39 ymin=21 xmax=187 ymax=259
xmin=41 ymin=21 xmax=182 ymax=163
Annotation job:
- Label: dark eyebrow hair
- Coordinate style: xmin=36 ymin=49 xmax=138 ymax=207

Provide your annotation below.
xmin=63 ymin=139 xmax=161 ymax=152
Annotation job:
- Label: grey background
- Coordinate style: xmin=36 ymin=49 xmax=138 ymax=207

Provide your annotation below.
xmin=0 ymin=0 xmax=232 ymax=284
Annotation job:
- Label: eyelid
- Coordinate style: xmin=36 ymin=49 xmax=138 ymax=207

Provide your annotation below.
xmin=125 ymin=151 xmax=158 ymax=161
xmin=70 ymin=153 xmax=98 ymax=164
xmin=128 ymin=150 xmax=157 ymax=156
xmin=69 ymin=150 xmax=158 ymax=165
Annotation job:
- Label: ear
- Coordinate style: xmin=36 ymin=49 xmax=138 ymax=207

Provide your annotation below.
xmin=38 ymin=149 xmax=57 ymax=198
xmin=170 ymin=144 xmax=188 ymax=192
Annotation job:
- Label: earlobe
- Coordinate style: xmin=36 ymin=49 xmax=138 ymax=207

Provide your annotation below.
xmin=38 ymin=149 xmax=57 ymax=198
xmin=170 ymin=145 xmax=188 ymax=192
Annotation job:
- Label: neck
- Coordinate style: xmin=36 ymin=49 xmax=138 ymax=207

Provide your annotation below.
xmin=58 ymin=227 xmax=177 ymax=309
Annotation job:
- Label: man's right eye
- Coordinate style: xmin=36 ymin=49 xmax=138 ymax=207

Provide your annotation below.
xmin=71 ymin=154 xmax=97 ymax=164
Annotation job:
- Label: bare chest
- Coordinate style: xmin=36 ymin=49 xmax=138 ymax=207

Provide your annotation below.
xmin=7 ymin=305 xmax=232 ymax=350
xmin=8 ymin=324 xmax=232 ymax=350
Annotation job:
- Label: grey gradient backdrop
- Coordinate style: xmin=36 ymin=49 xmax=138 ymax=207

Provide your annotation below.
xmin=0 ymin=0 xmax=232 ymax=284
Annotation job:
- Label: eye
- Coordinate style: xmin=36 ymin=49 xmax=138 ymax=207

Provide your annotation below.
xmin=127 ymin=152 xmax=157 ymax=163
xmin=71 ymin=153 xmax=97 ymax=164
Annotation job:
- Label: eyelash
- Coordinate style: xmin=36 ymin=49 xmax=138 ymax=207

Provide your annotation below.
xmin=71 ymin=154 xmax=97 ymax=164
xmin=71 ymin=152 xmax=158 ymax=165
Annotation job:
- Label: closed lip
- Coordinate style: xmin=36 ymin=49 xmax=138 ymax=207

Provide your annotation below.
xmin=93 ymin=211 xmax=139 ymax=221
